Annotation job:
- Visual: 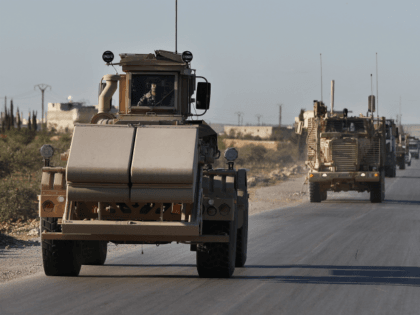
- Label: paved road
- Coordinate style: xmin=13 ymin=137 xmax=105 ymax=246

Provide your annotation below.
xmin=2 ymin=161 xmax=420 ymax=315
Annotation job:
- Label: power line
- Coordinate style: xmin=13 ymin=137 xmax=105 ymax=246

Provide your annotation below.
xmin=234 ymin=111 xmax=244 ymax=126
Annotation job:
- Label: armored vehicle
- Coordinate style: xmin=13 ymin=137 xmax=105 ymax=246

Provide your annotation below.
xmin=39 ymin=50 xmax=249 ymax=278
xmin=297 ymin=100 xmax=386 ymax=203
xmin=408 ymin=137 xmax=419 ymax=160
xmin=384 ymin=119 xmax=397 ymax=177
xmin=396 ymin=131 xmax=408 ymax=169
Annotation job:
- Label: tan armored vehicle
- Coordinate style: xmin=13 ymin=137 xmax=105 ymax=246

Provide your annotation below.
xmin=39 ymin=50 xmax=249 ymax=278
xmin=297 ymin=99 xmax=386 ymax=203
xmin=395 ymin=128 xmax=408 ymax=169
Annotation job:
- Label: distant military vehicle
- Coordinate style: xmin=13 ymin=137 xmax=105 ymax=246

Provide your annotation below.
xmin=38 ymin=50 xmax=249 ymax=278
xmin=296 ymin=97 xmax=386 ymax=203
xmin=408 ymin=137 xmax=419 ymax=160
xmin=384 ymin=119 xmax=397 ymax=177
xmin=396 ymin=131 xmax=408 ymax=169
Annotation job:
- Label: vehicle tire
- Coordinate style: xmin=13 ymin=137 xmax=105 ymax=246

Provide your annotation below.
xmin=400 ymin=156 xmax=406 ymax=170
xmin=408 ymin=161 xmax=411 ymax=167
xmin=82 ymin=241 xmax=108 ymax=265
xmin=393 ymin=167 xmax=397 ymax=178
xmin=197 ymin=220 xmax=237 ymax=278
xmin=235 ymin=203 xmax=248 ymax=267
xmin=370 ymin=172 xmax=385 ymax=203
xmin=309 ymin=182 xmax=322 ymax=202
xmin=235 ymin=169 xmax=248 ymax=268
xmin=321 ymin=190 xmax=327 ymax=201
xmin=416 ymin=155 xmax=419 ymax=160
xmin=41 ymin=217 xmax=82 ymax=277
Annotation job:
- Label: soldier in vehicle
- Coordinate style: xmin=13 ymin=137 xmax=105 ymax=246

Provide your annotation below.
xmin=138 ymin=82 xmax=157 ymax=106
xmin=137 ymin=78 xmax=175 ymax=107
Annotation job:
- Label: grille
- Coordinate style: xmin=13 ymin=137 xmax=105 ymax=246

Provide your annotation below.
xmin=332 ymin=139 xmax=357 ymax=171
xmin=359 ymin=138 xmax=380 ymax=167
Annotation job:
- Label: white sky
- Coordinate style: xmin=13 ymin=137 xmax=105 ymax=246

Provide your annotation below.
xmin=1 ymin=0 xmax=419 ymax=125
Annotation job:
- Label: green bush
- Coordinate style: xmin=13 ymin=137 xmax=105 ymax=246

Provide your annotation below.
xmin=0 ymin=129 xmax=72 ymax=221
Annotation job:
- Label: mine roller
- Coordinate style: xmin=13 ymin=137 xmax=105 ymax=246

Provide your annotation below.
xmin=39 ymin=50 xmax=249 ymax=278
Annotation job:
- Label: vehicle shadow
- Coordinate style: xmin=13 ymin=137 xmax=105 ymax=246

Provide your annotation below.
xmin=86 ymin=264 xmax=420 ymax=286
xmin=383 ymin=200 xmax=420 ymax=205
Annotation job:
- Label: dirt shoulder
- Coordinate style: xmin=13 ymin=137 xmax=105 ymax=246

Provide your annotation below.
xmin=249 ymin=173 xmax=307 ymax=215
xmin=0 ymin=173 xmax=308 ymax=284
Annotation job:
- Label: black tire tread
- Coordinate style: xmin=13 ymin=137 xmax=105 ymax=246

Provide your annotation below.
xmin=309 ymin=182 xmax=322 ymax=202
xmin=41 ymin=217 xmax=82 ymax=277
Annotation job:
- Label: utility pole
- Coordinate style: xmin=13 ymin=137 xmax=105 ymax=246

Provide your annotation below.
xmin=277 ymin=104 xmax=282 ymax=126
xmin=255 ymin=114 xmax=262 ymax=126
xmin=235 ymin=111 xmax=244 ymax=126
xmin=34 ymin=84 xmax=51 ymax=130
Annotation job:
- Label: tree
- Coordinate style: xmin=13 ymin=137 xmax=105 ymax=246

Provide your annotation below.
xmin=17 ymin=107 xmax=21 ymax=130
xmin=32 ymin=111 xmax=37 ymax=132
xmin=10 ymin=99 xmax=14 ymax=129
xmin=28 ymin=112 xmax=32 ymax=131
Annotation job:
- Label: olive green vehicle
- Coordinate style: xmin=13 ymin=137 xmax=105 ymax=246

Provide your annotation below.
xmin=38 ymin=50 xmax=249 ymax=278
xmin=297 ymin=100 xmax=386 ymax=203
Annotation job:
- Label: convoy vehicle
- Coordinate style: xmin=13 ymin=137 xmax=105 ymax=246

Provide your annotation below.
xmin=296 ymin=98 xmax=386 ymax=203
xmin=396 ymin=132 xmax=408 ymax=169
xmin=39 ymin=50 xmax=249 ymax=278
xmin=408 ymin=137 xmax=419 ymax=160
xmin=384 ymin=119 xmax=397 ymax=177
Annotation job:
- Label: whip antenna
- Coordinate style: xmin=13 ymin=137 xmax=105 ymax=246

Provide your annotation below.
xmin=320 ymin=53 xmax=323 ymax=103
xmin=376 ymin=53 xmax=379 ymax=118
xmin=175 ymin=0 xmax=178 ymax=54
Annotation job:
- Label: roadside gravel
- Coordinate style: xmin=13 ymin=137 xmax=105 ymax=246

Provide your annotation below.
xmin=0 ymin=172 xmax=308 ymax=284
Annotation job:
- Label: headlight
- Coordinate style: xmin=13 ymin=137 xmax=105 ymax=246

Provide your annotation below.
xmin=40 ymin=144 xmax=54 ymax=159
xmin=208 ymin=199 xmax=215 ymax=206
xmin=224 ymin=148 xmax=238 ymax=162
xmin=219 ymin=204 xmax=230 ymax=216
xmin=361 ymin=173 xmax=366 ymax=177
xmin=322 ymin=173 xmax=327 ymax=177
xmin=42 ymin=200 xmax=55 ymax=213
xmin=206 ymin=206 xmax=217 ymax=216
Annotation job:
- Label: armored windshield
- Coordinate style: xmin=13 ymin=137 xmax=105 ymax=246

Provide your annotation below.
xmin=409 ymin=144 xmax=418 ymax=149
xmin=325 ymin=119 xmax=366 ymax=133
xmin=131 ymin=74 xmax=176 ymax=107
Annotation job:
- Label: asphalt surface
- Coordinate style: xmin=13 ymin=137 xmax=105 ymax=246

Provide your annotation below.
xmin=1 ymin=161 xmax=420 ymax=315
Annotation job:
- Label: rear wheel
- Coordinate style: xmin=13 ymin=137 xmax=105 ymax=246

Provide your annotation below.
xmin=321 ymin=190 xmax=327 ymax=201
xmin=309 ymin=182 xmax=321 ymax=202
xmin=82 ymin=241 xmax=108 ymax=265
xmin=41 ymin=217 xmax=82 ymax=277
xmin=399 ymin=156 xmax=406 ymax=170
xmin=197 ymin=220 xmax=237 ymax=278
xmin=235 ymin=169 xmax=248 ymax=268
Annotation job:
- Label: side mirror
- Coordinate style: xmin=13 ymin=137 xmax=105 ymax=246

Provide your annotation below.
xmin=196 ymin=82 xmax=211 ymax=110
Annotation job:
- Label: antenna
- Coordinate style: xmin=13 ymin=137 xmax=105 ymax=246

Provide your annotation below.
xmin=370 ymin=74 xmax=373 ymax=95
xmin=320 ymin=54 xmax=323 ymax=103
xmin=175 ymin=0 xmax=178 ymax=54
xmin=376 ymin=53 xmax=379 ymax=118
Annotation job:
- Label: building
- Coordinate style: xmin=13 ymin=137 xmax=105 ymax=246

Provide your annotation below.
xmin=223 ymin=126 xmax=274 ymax=139
xmin=47 ymin=102 xmax=117 ymax=132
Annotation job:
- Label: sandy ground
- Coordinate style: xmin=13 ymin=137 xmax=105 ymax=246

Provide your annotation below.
xmin=0 ymin=173 xmax=308 ymax=284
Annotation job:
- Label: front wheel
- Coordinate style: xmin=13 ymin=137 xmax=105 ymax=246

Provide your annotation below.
xmin=309 ymin=182 xmax=322 ymax=202
xmin=197 ymin=221 xmax=237 ymax=278
xmin=41 ymin=218 xmax=82 ymax=277
xmin=370 ymin=173 xmax=385 ymax=203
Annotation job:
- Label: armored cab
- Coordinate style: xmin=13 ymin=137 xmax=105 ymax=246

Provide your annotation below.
xmin=297 ymin=100 xmax=386 ymax=203
xmin=38 ymin=50 xmax=249 ymax=278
